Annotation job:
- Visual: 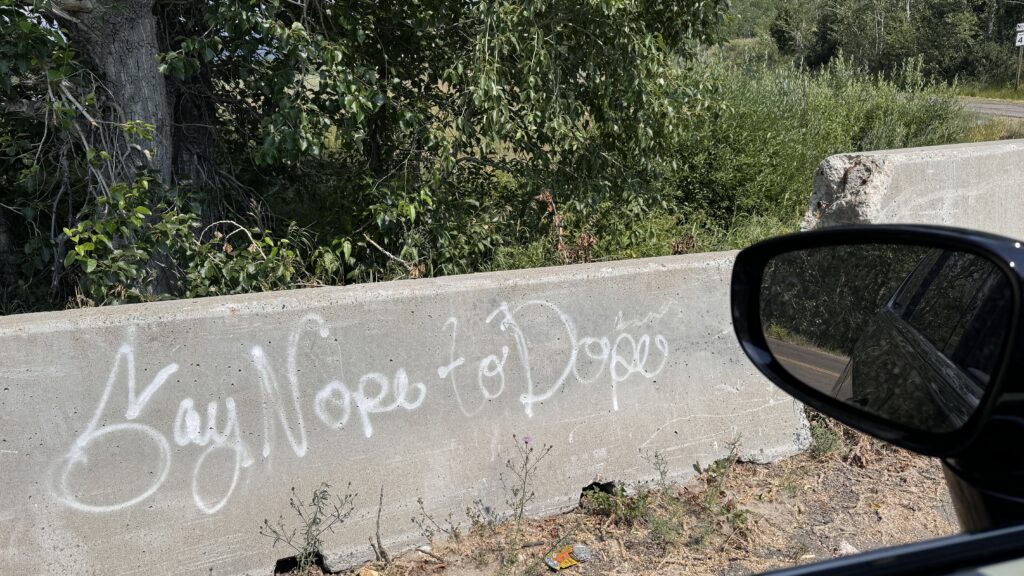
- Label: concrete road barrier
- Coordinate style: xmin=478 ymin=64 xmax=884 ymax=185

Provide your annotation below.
xmin=0 ymin=252 xmax=807 ymax=575
xmin=804 ymin=139 xmax=1024 ymax=237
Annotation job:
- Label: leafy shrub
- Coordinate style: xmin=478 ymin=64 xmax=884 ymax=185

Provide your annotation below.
xmin=0 ymin=6 xmax=980 ymax=314
xmin=688 ymin=447 xmax=751 ymax=547
xmin=60 ymin=178 xmax=352 ymax=306
xmin=668 ymin=53 xmax=971 ymax=245
xmin=810 ymin=416 xmax=846 ymax=459
xmin=581 ymin=484 xmax=651 ymax=527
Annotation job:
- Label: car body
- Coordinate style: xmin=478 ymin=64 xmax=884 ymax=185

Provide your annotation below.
xmin=831 ymin=248 xmax=1010 ymax=433
xmin=733 ymin=225 xmax=1024 ymax=574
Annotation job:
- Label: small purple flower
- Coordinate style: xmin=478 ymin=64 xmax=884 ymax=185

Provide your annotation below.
xmin=522 ymin=435 xmax=533 ymax=446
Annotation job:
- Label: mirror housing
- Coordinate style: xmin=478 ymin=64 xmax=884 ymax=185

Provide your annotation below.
xmin=732 ymin=225 xmax=1022 ymax=457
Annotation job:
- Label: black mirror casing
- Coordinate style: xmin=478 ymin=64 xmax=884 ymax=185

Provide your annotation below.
xmin=731 ymin=225 xmax=1023 ymax=459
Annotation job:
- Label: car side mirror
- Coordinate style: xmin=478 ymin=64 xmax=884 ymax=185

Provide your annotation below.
xmin=731 ymin=225 xmax=1021 ymax=456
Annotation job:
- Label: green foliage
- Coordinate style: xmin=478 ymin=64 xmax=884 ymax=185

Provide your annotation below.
xmin=809 ymin=414 xmax=846 ymax=459
xmin=0 ymin=0 xmax=987 ymax=316
xmin=577 ymin=447 xmax=752 ymax=551
xmin=688 ymin=446 xmax=750 ymax=548
xmin=756 ymin=0 xmax=1024 ymax=85
xmin=966 ymin=115 xmax=1024 ymax=141
xmin=722 ymin=0 xmax=781 ymax=39
xmin=260 ymin=482 xmax=356 ymax=572
xmin=151 ymin=0 xmax=730 ymax=272
xmin=769 ymin=0 xmax=833 ymax=66
xmin=61 ymin=177 xmax=187 ymax=305
xmin=2 ymin=0 xmax=738 ymax=313
xmin=238 ymin=0 xmax=729 ymax=282
xmin=765 ymin=322 xmax=791 ymax=341
xmin=671 ymin=52 xmax=971 ymax=240
xmin=581 ymin=484 xmax=651 ymax=526
xmin=59 ymin=178 xmax=349 ymax=306
xmin=647 ymin=510 xmax=685 ymax=548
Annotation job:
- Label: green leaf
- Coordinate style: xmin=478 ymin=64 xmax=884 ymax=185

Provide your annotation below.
xmin=84 ymin=259 xmax=97 ymax=273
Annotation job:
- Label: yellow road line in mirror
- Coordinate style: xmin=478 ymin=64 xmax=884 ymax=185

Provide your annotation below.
xmin=776 ymin=354 xmax=842 ymax=379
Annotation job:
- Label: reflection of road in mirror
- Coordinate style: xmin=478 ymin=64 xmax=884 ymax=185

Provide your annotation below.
xmin=766 ymin=337 xmax=850 ymax=398
xmin=759 ymin=242 xmax=1013 ymax=434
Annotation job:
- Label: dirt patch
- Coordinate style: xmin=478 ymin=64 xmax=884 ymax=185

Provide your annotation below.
xmin=308 ymin=419 xmax=958 ymax=576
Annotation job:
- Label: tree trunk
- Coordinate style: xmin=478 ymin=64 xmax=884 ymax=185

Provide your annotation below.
xmin=0 ymin=210 xmax=17 ymax=297
xmin=53 ymin=0 xmax=173 ymax=185
xmin=169 ymin=72 xmax=219 ymax=190
xmin=988 ymin=0 xmax=999 ymax=38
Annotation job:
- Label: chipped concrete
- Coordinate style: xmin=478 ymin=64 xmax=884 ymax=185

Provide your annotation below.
xmin=804 ymin=139 xmax=1024 ymax=237
xmin=803 ymin=155 xmax=892 ymax=228
xmin=0 ymin=252 xmax=807 ymax=575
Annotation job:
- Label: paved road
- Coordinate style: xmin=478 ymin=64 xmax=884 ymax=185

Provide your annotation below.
xmin=767 ymin=337 xmax=850 ymax=394
xmin=963 ymin=97 xmax=1024 ymax=118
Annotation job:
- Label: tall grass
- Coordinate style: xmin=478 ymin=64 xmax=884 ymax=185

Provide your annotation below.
xmin=957 ymin=83 xmax=1024 ymax=102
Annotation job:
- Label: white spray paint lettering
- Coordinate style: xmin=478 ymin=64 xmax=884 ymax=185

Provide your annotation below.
xmin=52 ymin=301 xmax=672 ymax=515
xmin=52 ymin=340 xmax=179 ymax=513
xmin=441 ymin=301 xmax=671 ymax=415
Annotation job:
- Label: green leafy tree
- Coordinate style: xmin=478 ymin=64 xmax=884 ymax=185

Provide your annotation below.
xmin=769 ymin=0 xmax=834 ymax=66
xmin=762 ymin=0 xmax=1024 ymax=82
xmin=1 ymin=0 xmax=728 ymax=310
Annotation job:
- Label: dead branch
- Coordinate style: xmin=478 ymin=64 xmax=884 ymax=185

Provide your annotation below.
xmin=369 ymin=485 xmax=391 ymax=566
xmin=363 ymin=234 xmax=413 ymax=272
xmin=199 ymin=220 xmax=267 ymax=259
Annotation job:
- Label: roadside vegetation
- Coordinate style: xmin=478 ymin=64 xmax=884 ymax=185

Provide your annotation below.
xmin=958 ymin=84 xmax=1024 ymax=101
xmin=275 ymin=431 xmax=953 ymax=575
xmin=1 ymin=0 xmax=1016 ymax=315
xmin=735 ymin=0 xmax=1024 ymax=89
xmin=0 ymin=4 xmax=1001 ymax=574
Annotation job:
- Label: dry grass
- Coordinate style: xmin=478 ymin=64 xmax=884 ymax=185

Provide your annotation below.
xmin=293 ymin=419 xmax=957 ymax=576
xmin=966 ymin=116 xmax=1024 ymax=141
xmin=958 ymin=85 xmax=1024 ymax=102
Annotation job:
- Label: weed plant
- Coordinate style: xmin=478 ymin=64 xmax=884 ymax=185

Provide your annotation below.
xmin=412 ymin=496 xmax=461 ymax=544
xmin=259 ymin=483 xmax=355 ymax=572
xmin=500 ymin=435 xmax=553 ymax=573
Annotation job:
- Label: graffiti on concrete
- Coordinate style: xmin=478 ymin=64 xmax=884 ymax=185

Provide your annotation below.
xmin=51 ymin=300 xmax=674 ymax=516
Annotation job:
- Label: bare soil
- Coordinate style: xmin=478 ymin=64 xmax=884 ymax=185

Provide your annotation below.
xmin=307 ymin=420 xmax=958 ymax=576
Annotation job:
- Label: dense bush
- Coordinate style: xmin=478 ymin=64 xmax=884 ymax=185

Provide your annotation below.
xmin=0 ymin=0 xmax=729 ymax=311
xmin=0 ymin=1 xmax=984 ymax=315
xmin=486 ymin=52 xmax=976 ymax=261
xmin=668 ymin=53 xmax=971 ymax=249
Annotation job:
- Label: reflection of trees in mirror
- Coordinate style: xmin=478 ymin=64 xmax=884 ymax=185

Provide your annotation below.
xmin=761 ymin=244 xmax=1013 ymax=433
xmin=760 ymin=244 xmax=929 ymax=357
xmin=892 ymin=251 xmax=1011 ymax=375
xmin=838 ymin=250 xmax=1012 ymax=432
xmin=765 ymin=322 xmax=843 ymax=357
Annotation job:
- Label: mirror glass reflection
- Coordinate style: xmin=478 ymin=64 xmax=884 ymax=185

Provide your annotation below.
xmin=760 ymin=244 xmax=1013 ymax=433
